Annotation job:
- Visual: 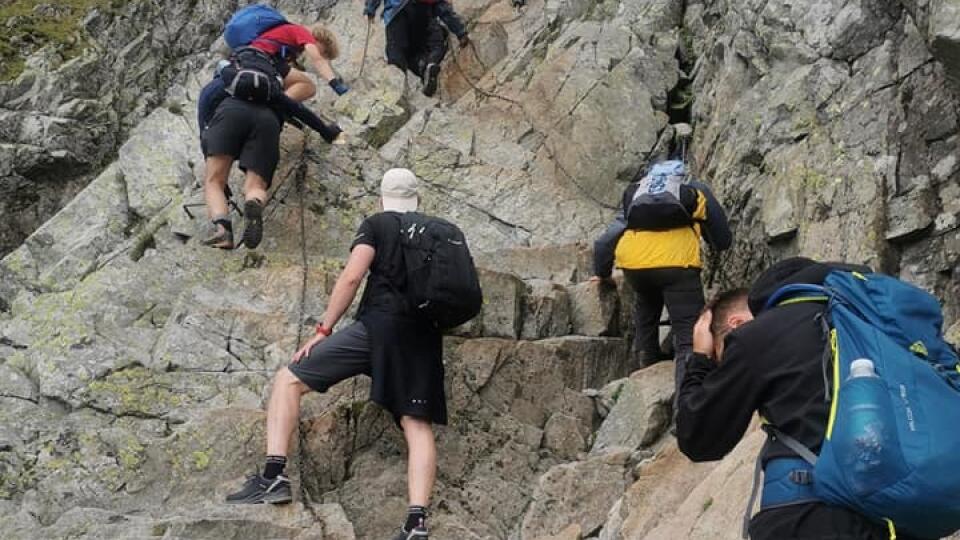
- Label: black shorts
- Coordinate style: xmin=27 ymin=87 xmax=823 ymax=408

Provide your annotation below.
xmin=287 ymin=322 xmax=373 ymax=393
xmin=201 ymin=98 xmax=282 ymax=186
xmin=749 ymin=503 xmax=932 ymax=540
xmin=385 ymin=3 xmax=449 ymax=77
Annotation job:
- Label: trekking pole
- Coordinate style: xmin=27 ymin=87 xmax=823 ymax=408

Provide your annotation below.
xmin=357 ymin=18 xmax=372 ymax=80
xmin=673 ymin=122 xmax=693 ymax=164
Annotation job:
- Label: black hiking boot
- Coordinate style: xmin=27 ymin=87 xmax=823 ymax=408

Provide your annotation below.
xmin=390 ymin=526 xmax=428 ymax=540
xmin=225 ymin=474 xmax=292 ymax=504
xmin=202 ymin=220 xmax=234 ymax=250
xmin=422 ymin=63 xmax=441 ymax=97
xmin=240 ymin=199 xmax=264 ymax=249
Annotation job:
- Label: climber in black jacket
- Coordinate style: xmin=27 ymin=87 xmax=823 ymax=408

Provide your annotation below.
xmin=676 ymin=257 xmax=930 ymax=540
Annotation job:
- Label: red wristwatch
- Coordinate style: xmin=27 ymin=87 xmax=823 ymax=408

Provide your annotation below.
xmin=316 ymin=324 xmax=332 ymax=337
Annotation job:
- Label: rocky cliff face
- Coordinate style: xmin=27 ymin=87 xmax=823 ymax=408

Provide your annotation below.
xmin=1 ymin=0 xmax=958 ymax=539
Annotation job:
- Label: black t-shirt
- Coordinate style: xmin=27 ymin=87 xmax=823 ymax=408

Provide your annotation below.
xmin=351 ymin=212 xmax=407 ymax=316
xmin=349 ymin=211 xmax=448 ymax=425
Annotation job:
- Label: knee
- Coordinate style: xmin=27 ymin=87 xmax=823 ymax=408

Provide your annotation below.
xmin=204 ymin=163 xmax=229 ymax=185
xmin=285 ymin=73 xmax=316 ymax=100
xmin=401 ymin=415 xmax=434 ymax=436
xmin=274 ymin=367 xmax=309 ymax=395
xmin=297 ymin=81 xmax=317 ymax=100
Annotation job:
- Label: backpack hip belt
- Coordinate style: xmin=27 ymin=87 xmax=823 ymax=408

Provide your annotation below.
xmin=759 ymin=457 xmax=819 ymax=510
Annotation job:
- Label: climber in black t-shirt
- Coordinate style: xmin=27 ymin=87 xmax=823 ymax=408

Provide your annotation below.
xmin=224 ymin=168 xmax=446 ymax=540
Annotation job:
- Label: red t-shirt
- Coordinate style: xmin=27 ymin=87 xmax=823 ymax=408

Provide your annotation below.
xmin=250 ymin=24 xmax=316 ymax=58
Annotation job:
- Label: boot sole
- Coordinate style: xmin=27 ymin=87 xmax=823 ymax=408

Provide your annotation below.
xmin=225 ymin=491 xmax=292 ymax=505
xmin=241 ymin=201 xmax=264 ymax=249
xmin=422 ymin=64 xmax=441 ymax=97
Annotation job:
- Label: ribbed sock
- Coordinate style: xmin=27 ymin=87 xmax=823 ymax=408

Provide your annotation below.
xmin=263 ymin=455 xmax=287 ymax=480
xmin=404 ymin=506 xmax=427 ymax=531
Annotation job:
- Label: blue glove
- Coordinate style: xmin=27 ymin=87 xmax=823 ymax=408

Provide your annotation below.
xmin=329 ymin=77 xmax=349 ymax=96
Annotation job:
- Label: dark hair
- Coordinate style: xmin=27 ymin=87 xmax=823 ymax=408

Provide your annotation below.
xmin=707 ymin=288 xmax=750 ymax=337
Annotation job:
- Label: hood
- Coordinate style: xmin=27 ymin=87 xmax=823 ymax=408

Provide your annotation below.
xmin=747 ymin=257 xmax=872 ymax=314
xmin=748 ymin=257 xmax=820 ymax=314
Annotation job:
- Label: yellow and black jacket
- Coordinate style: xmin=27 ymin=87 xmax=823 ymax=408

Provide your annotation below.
xmin=594 ymin=179 xmax=732 ymax=275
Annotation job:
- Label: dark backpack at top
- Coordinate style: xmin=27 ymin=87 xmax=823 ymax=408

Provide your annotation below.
xmin=220 ymin=47 xmax=284 ymax=104
xmin=625 ymin=160 xmax=700 ymax=230
xmin=224 ymin=4 xmax=288 ymax=49
xmin=397 ymin=212 xmax=483 ymax=329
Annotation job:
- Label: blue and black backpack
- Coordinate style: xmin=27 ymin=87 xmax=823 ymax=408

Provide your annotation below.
xmin=756 ymin=270 xmax=960 ymax=539
xmin=223 ymin=4 xmax=288 ymax=50
xmin=220 ymin=4 xmax=289 ymax=104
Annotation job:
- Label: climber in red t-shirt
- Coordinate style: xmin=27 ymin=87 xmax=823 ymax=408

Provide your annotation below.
xmin=249 ymin=23 xmax=349 ymax=100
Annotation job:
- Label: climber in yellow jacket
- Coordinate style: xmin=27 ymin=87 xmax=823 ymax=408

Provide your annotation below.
xmin=591 ymin=159 xmax=732 ymax=412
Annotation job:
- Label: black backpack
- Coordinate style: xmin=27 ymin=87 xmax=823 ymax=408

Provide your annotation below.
xmin=624 ymin=160 xmax=700 ymax=230
xmin=396 ymin=212 xmax=483 ymax=329
xmin=221 ymin=47 xmax=284 ymax=104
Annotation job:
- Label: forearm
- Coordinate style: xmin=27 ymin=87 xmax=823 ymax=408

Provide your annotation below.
xmin=700 ymin=185 xmax=732 ymax=250
xmin=675 ymin=354 xmax=725 ymax=460
xmin=321 ymin=278 xmax=362 ymax=330
xmin=676 ymin=350 xmax=755 ymax=461
xmin=436 ymin=2 xmax=467 ymax=37
xmin=311 ymin=57 xmax=336 ymax=82
xmin=593 ymin=214 xmax=626 ymax=277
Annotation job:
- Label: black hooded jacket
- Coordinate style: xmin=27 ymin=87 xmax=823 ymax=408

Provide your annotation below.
xmin=676 ymin=257 xmax=870 ymax=463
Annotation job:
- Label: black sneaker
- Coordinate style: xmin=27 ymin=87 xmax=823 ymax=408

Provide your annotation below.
xmin=240 ymin=199 xmax=264 ymax=249
xmin=422 ymin=63 xmax=441 ymax=97
xmin=391 ymin=526 xmax=428 ymax=540
xmin=225 ymin=474 xmax=292 ymax=504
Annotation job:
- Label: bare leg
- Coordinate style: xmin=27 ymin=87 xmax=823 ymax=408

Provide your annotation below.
xmin=284 ymin=68 xmax=317 ymax=102
xmin=266 ymin=367 xmax=311 ymax=457
xmin=203 ymin=155 xmax=233 ymax=219
xmin=243 ymin=170 xmax=268 ymax=205
xmin=400 ymin=415 xmax=437 ymax=507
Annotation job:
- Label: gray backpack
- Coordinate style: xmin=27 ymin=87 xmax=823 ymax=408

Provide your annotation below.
xmin=625 ymin=160 xmax=698 ymax=230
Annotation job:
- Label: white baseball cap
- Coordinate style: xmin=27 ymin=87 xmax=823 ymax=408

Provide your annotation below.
xmin=380 ymin=168 xmax=419 ymax=212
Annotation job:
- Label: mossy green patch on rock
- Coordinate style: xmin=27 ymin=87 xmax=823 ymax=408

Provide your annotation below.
xmin=0 ymin=0 xmax=130 ymax=81
xmin=16 ymin=289 xmax=95 ymax=353
xmin=84 ymin=367 xmax=182 ymax=417
xmin=117 ymin=439 xmax=146 ymax=471
xmin=191 ymin=450 xmax=211 ymax=471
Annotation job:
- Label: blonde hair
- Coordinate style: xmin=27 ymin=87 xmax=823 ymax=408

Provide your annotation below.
xmin=310 ymin=24 xmax=340 ymax=60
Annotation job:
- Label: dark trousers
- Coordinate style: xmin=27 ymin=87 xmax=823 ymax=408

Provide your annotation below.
xmin=624 ymin=267 xmax=704 ymax=407
xmin=385 ymin=3 xmax=449 ymax=78
xmin=750 ymin=503 xmax=931 ymax=540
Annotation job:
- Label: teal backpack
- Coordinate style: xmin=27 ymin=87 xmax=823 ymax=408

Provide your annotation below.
xmin=756 ymin=270 xmax=960 ymax=539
